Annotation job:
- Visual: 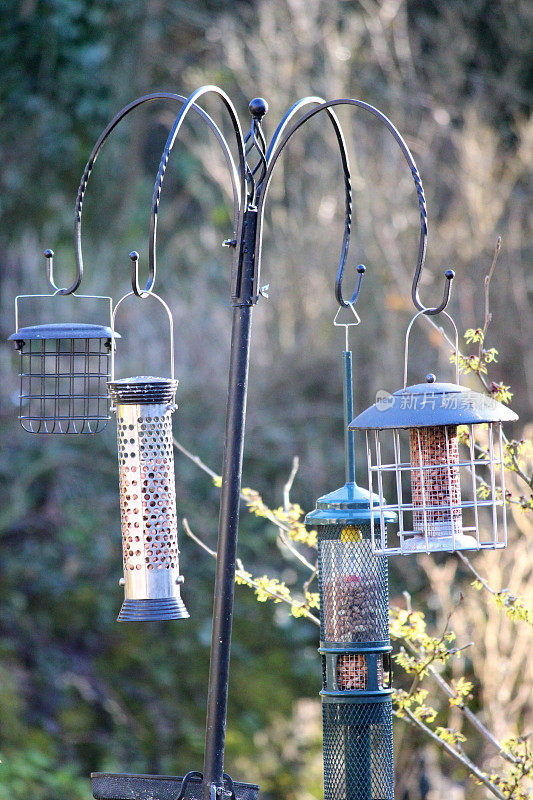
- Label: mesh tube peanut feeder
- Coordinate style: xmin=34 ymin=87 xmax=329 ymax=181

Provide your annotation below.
xmin=108 ymin=291 xmax=188 ymax=622
xmin=305 ymin=341 xmax=395 ymax=800
xmin=349 ymin=311 xmax=518 ymax=556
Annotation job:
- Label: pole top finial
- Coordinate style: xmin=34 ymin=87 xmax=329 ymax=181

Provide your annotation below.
xmin=248 ymin=97 xmax=268 ymax=120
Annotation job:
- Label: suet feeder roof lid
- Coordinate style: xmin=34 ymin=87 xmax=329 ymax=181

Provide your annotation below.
xmin=9 ymin=323 xmax=118 ymax=341
xmin=349 ymin=380 xmax=518 ymax=430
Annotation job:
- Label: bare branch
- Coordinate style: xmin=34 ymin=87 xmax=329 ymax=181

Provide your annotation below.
xmin=283 ymin=456 xmax=300 ymax=510
xmin=395 ymin=708 xmax=507 ymax=800
xmin=174 ymin=438 xmax=317 ymax=571
xmin=401 ymin=637 xmax=518 ymax=764
xmin=173 ymin=438 xmax=220 ymax=481
xmin=182 ymin=518 xmax=320 ymax=626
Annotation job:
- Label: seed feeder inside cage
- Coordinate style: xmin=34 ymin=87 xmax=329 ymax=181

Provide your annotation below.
xmin=349 ymin=311 xmax=518 ymax=555
xmin=108 ymin=288 xmax=188 ymax=623
xmin=8 ymin=251 xmax=117 ymax=434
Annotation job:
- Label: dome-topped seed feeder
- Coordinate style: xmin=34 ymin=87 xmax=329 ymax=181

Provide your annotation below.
xmin=8 ymin=250 xmax=117 ymax=434
xmin=349 ymin=311 xmax=518 ymax=555
xmin=108 ymin=272 xmax=188 ymax=622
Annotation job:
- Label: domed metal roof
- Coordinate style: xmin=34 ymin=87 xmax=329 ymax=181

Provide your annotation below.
xmin=349 ymin=379 xmax=518 ymax=430
xmin=9 ymin=322 xmax=118 ymax=341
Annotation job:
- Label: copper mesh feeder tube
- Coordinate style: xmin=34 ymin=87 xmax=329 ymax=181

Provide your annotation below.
xmin=108 ymin=291 xmax=188 ymax=622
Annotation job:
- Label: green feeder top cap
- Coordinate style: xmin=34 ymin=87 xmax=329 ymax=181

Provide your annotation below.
xmin=9 ymin=323 xmax=119 ymax=341
xmin=349 ymin=379 xmax=518 ymax=431
xmin=305 ymin=481 xmax=396 ymax=526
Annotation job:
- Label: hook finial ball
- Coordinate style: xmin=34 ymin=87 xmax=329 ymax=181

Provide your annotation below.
xmin=356 ymin=264 xmax=366 ymax=274
xmin=249 ymin=97 xmax=268 ymax=120
xmin=44 ymin=249 xmax=54 ymax=258
xmin=445 ymin=269 xmax=455 ymax=280
xmin=129 ymin=251 xmax=139 ymax=261
xmin=426 ymin=373 xmax=436 ymax=384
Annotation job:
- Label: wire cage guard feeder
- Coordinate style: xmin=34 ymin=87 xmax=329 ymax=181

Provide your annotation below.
xmin=349 ymin=311 xmax=518 ymax=555
xmin=9 ymin=250 xmax=117 ymax=434
xmin=108 ymin=289 xmax=188 ymax=622
xmin=305 ymin=335 xmax=395 ymax=800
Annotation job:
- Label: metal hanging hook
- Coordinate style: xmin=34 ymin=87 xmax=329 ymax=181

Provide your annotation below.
xmin=44 ymin=248 xmax=82 ymax=295
xmin=129 ymin=250 xmax=154 ymax=298
xmin=412 ymin=264 xmax=455 ymax=316
xmin=73 ymin=92 xmax=243 ymax=301
xmin=257 ymin=98 xmax=457 ymax=316
xmin=336 ymin=263 xmax=366 ymax=308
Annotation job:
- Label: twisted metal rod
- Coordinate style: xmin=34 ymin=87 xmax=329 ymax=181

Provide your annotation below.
xmin=147 ymin=86 xmax=246 ymax=299
xmin=257 ymin=98 xmax=454 ymax=315
xmin=70 ymin=91 xmax=242 ymax=297
xmin=264 ymin=96 xmax=358 ymax=306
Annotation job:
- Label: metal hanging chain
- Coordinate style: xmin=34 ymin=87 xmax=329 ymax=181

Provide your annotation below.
xmin=403 ymin=309 xmax=460 ymax=389
xmin=70 ymin=91 xmax=242 ymax=298
xmin=255 ymin=98 xmax=454 ymax=315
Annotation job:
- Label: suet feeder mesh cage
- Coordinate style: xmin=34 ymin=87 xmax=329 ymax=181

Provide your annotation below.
xmin=349 ymin=313 xmax=518 ymax=555
xmin=9 ymin=294 xmax=116 ymax=434
xmin=109 ymin=292 xmax=188 ymax=622
xmin=306 ymin=484 xmax=394 ymax=800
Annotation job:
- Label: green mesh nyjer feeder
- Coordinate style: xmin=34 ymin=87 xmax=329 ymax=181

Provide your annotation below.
xmin=305 ymin=310 xmax=395 ymax=800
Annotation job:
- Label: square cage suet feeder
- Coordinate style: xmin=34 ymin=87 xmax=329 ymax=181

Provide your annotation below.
xmin=9 ymin=311 xmax=117 ymax=435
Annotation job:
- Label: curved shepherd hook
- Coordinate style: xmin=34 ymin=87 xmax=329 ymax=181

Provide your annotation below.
xmin=151 ymin=92 xmax=359 ymax=308
xmin=147 ymin=86 xmax=247 ymax=299
xmin=256 ymin=98 xmax=454 ymax=315
xmin=264 ymin=96 xmax=364 ymax=307
xmin=70 ymin=91 xmax=242 ymax=297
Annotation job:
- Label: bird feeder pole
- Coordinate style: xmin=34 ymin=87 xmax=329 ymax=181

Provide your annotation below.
xmin=13 ymin=84 xmax=509 ymax=800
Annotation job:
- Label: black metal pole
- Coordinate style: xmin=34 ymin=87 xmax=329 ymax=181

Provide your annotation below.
xmin=202 ymin=207 xmax=258 ymax=800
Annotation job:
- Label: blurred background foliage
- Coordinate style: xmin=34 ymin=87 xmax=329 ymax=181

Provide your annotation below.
xmin=0 ymin=1 xmax=531 ymax=799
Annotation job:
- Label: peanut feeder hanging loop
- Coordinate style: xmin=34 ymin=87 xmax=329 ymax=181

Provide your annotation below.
xmin=403 ymin=309 xmax=460 ymax=389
